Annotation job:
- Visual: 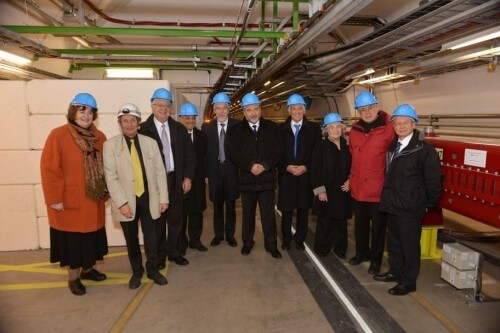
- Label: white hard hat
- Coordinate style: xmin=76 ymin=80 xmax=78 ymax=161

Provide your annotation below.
xmin=117 ymin=103 xmax=141 ymax=119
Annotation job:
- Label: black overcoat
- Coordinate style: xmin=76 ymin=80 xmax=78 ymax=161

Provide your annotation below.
xmin=311 ymin=137 xmax=352 ymax=219
xmin=201 ymin=118 xmax=240 ymax=201
xmin=183 ymin=128 xmax=207 ymax=213
xmin=226 ymin=118 xmax=282 ymax=192
xmin=277 ymin=116 xmax=321 ymax=211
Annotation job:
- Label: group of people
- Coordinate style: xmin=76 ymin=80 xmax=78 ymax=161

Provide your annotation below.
xmin=40 ymin=88 xmax=441 ymax=297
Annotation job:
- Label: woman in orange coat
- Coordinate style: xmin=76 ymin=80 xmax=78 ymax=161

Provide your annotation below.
xmin=41 ymin=93 xmax=108 ymax=296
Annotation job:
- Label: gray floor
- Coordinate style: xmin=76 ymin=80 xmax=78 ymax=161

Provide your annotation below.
xmin=0 ymin=204 xmax=499 ymax=333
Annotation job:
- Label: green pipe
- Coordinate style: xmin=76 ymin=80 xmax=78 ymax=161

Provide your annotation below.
xmin=293 ymin=0 xmax=299 ymax=32
xmin=4 ymin=25 xmax=285 ymax=39
xmin=55 ymin=49 xmax=271 ymax=59
xmin=273 ymin=1 xmax=278 ymax=53
xmin=69 ymin=63 xmax=221 ymax=72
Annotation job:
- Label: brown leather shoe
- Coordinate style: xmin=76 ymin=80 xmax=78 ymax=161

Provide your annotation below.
xmin=68 ymin=279 xmax=86 ymax=296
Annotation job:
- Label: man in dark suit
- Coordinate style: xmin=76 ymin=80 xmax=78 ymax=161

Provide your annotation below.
xmin=177 ymin=102 xmax=208 ymax=253
xmin=139 ymin=88 xmax=196 ymax=267
xmin=277 ymin=94 xmax=322 ymax=251
xmin=226 ymin=93 xmax=283 ymax=259
xmin=201 ymin=93 xmax=240 ymax=248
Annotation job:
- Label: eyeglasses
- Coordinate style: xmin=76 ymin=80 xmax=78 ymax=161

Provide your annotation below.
xmin=357 ymin=105 xmax=377 ymax=113
xmin=152 ymin=103 xmax=172 ymax=109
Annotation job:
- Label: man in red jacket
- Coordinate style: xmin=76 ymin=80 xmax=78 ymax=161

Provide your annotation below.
xmin=349 ymin=91 xmax=394 ymax=275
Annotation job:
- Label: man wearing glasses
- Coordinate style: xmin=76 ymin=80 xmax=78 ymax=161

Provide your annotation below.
xmin=140 ymin=88 xmax=195 ymax=268
xmin=348 ymin=91 xmax=394 ymax=275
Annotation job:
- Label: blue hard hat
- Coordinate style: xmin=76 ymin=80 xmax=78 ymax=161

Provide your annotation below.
xmin=354 ymin=91 xmax=378 ymax=109
xmin=212 ymin=92 xmax=231 ymax=105
xmin=287 ymin=94 xmax=306 ymax=107
xmin=179 ymin=102 xmax=198 ymax=116
xmin=241 ymin=93 xmax=261 ymax=107
xmin=392 ymin=104 xmax=418 ymax=123
xmin=151 ymin=88 xmax=173 ymax=103
xmin=323 ymin=113 xmax=343 ymax=128
xmin=70 ymin=93 xmax=97 ymax=110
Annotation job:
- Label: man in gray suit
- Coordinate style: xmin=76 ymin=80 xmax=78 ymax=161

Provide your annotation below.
xmin=104 ymin=103 xmax=169 ymax=289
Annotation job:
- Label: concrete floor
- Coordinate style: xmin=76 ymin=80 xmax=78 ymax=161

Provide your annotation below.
xmin=1 ymin=204 xmax=499 ymax=333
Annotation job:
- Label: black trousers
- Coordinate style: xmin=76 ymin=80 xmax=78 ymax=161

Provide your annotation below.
xmin=352 ymin=200 xmax=387 ymax=266
xmin=281 ymin=208 xmax=309 ymax=243
xmin=120 ymin=194 xmax=158 ymax=276
xmin=157 ymin=172 xmax=184 ymax=262
xmin=179 ymin=209 xmax=204 ymax=253
xmin=314 ymin=216 xmax=347 ymax=256
xmin=213 ymin=162 xmax=236 ymax=240
xmin=241 ymin=190 xmax=277 ymax=251
xmin=387 ymin=214 xmax=422 ymax=285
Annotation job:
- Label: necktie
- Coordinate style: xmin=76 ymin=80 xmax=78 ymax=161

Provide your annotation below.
xmin=392 ymin=142 xmax=402 ymax=161
xmin=252 ymin=125 xmax=258 ymax=134
xmin=293 ymin=124 xmax=301 ymax=159
xmin=219 ymin=123 xmax=225 ymax=162
xmin=161 ymin=124 xmax=172 ymax=171
xmin=190 ymin=132 xmax=193 ymax=142
xmin=130 ymin=139 xmax=144 ymax=197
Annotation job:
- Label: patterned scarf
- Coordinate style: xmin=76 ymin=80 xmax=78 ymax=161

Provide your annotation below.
xmin=67 ymin=123 xmax=107 ymax=201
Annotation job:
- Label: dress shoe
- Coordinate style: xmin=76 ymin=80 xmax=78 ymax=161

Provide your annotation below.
xmin=334 ymin=251 xmax=346 ymax=259
xmin=241 ymin=245 xmax=252 ymax=256
xmin=147 ymin=272 xmax=168 ymax=286
xmin=169 ymin=256 xmax=189 ymax=265
xmin=68 ymin=279 xmax=86 ymax=296
xmin=368 ymin=264 xmax=381 ymax=275
xmin=270 ymin=248 xmax=282 ymax=259
xmin=210 ymin=237 xmax=222 ymax=246
xmin=388 ymin=283 xmax=416 ymax=296
xmin=128 ymin=274 xmax=142 ymax=289
xmin=158 ymin=261 xmax=166 ymax=270
xmin=374 ymin=272 xmax=400 ymax=282
xmin=80 ymin=268 xmax=107 ymax=281
xmin=295 ymin=241 xmax=305 ymax=251
xmin=189 ymin=244 xmax=208 ymax=252
xmin=281 ymin=241 xmax=291 ymax=250
xmin=226 ymin=238 xmax=238 ymax=247
xmin=348 ymin=256 xmax=370 ymax=265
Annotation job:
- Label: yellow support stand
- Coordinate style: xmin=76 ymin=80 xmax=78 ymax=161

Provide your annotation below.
xmin=420 ymin=226 xmax=442 ymax=259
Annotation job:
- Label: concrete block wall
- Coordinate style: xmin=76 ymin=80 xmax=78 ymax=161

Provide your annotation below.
xmin=0 ymin=80 xmax=180 ymax=250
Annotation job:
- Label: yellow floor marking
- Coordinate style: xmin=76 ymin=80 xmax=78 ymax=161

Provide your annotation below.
xmin=411 ymin=292 xmax=463 ymax=333
xmin=110 ymin=281 xmax=154 ymax=333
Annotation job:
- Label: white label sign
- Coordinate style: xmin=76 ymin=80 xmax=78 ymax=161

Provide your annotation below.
xmin=464 ymin=149 xmax=487 ymax=168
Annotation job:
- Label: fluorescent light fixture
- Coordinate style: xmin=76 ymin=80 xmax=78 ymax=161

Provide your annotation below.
xmin=264 ymin=80 xmax=271 ymax=86
xmin=358 ymin=73 xmax=405 ymax=84
xmin=0 ymin=50 xmax=32 ymax=65
xmin=346 ymin=68 xmax=375 ymax=80
xmin=251 ymin=90 xmax=255 ymax=94
xmin=444 ymin=27 xmax=500 ymax=50
xmin=271 ymin=81 xmax=284 ymax=89
xmin=106 ymin=68 xmax=154 ymax=78
xmin=257 ymin=91 xmax=266 ymax=96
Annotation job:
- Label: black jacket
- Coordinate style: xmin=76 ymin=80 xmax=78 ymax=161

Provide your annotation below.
xmin=277 ymin=116 xmax=322 ymax=211
xmin=311 ymin=137 xmax=352 ymax=219
xmin=139 ymin=115 xmax=196 ymax=203
xmin=184 ymin=128 xmax=207 ymax=213
xmin=226 ymin=118 xmax=282 ymax=192
xmin=201 ymin=118 xmax=240 ymax=201
xmin=380 ymin=130 xmax=442 ymax=218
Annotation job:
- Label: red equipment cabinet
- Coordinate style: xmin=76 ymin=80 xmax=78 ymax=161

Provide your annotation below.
xmin=426 ymin=136 xmax=500 ymax=228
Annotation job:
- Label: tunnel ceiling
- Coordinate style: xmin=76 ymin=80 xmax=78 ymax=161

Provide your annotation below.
xmin=0 ymin=0 xmax=499 ymax=116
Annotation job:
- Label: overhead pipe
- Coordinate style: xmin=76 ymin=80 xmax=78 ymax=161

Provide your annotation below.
xmin=4 ymin=25 xmax=285 ymax=39
xmin=87 ymin=43 xmax=273 ymax=53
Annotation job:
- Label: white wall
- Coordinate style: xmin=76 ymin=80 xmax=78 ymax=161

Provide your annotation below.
xmin=0 ymin=80 xmax=182 ymax=250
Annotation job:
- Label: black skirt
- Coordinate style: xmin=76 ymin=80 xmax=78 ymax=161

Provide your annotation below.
xmin=50 ymin=227 xmax=108 ymax=269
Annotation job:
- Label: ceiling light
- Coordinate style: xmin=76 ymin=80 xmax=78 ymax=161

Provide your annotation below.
xmin=444 ymin=27 xmax=500 ymax=50
xmin=264 ymin=80 xmax=271 ymax=86
xmin=346 ymin=68 xmax=375 ymax=80
xmin=357 ymin=73 xmax=405 ymax=84
xmin=271 ymin=81 xmax=284 ymax=89
xmin=105 ymin=68 xmax=154 ymax=78
xmin=0 ymin=50 xmax=32 ymax=65
xmin=257 ymin=91 xmax=266 ymax=96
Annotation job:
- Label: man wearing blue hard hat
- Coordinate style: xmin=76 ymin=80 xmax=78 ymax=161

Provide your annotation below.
xmin=202 ymin=92 xmax=240 ymax=248
xmin=277 ymin=94 xmax=321 ymax=251
xmin=140 ymin=88 xmax=196 ymax=267
xmin=177 ymin=102 xmax=208 ymax=254
xmin=349 ymin=91 xmax=394 ymax=275
xmin=226 ymin=93 xmax=283 ymax=259
xmin=375 ymin=104 xmax=441 ymax=295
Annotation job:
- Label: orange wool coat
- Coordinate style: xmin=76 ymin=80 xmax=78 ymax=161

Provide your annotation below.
xmin=40 ymin=124 xmax=107 ymax=233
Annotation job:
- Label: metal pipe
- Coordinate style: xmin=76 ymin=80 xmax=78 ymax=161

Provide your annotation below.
xmin=4 ymin=25 xmax=286 ymax=39
xmin=87 ymin=43 xmax=273 ymax=53
xmin=434 ymin=129 xmax=500 ymax=139
xmin=54 ymin=49 xmax=271 ymax=59
xmin=427 ymin=114 xmax=500 ymax=119
xmin=429 ymin=122 xmax=500 ymax=129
